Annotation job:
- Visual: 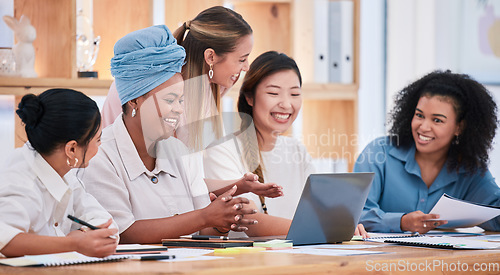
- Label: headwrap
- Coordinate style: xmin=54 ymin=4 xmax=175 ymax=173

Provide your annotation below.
xmin=110 ymin=25 xmax=186 ymax=105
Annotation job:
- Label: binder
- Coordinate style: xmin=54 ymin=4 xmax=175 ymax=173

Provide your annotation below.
xmin=328 ymin=0 xmax=354 ymax=83
xmin=313 ymin=0 xmax=330 ymax=83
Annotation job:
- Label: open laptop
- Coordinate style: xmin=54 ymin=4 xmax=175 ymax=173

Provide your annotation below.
xmin=284 ymin=173 xmax=374 ymax=245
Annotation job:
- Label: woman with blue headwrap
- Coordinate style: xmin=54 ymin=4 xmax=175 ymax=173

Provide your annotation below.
xmin=83 ymin=25 xmax=257 ymax=244
xmin=101 ymin=7 xmax=283 ymax=202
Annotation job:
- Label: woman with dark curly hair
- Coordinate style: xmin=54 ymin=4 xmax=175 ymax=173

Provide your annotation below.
xmin=354 ymin=70 xmax=499 ymax=233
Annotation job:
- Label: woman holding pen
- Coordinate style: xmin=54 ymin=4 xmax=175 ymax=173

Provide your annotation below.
xmin=0 ymin=88 xmax=118 ymax=257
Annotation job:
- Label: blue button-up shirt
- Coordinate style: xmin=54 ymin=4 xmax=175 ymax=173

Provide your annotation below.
xmin=354 ymin=137 xmax=500 ymax=233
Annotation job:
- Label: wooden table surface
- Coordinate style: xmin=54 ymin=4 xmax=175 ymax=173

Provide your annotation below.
xmin=0 ymin=241 xmax=499 ymax=275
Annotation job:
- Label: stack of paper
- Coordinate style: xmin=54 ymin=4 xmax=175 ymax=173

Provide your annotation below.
xmin=429 ymin=193 xmax=500 ymax=228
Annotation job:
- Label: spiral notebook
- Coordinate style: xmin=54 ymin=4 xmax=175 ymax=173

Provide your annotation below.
xmin=0 ymin=252 xmax=131 ymax=267
xmin=383 ymin=236 xmax=500 ymax=250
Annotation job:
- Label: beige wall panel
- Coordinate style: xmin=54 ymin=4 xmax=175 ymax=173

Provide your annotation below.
xmin=164 ymin=0 xmax=224 ymax=31
xmin=93 ymin=0 xmax=153 ymax=80
xmin=14 ymin=0 xmax=75 ymax=78
xmin=232 ymin=2 xmax=291 ymax=63
xmin=302 ymin=99 xmax=356 ymax=171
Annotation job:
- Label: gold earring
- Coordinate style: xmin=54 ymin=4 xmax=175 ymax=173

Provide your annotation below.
xmin=66 ymin=157 xmax=78 ymax=168
xmin=208 ymin=64 xmax=214 ymax=79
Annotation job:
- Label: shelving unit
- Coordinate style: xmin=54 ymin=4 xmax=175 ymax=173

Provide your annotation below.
xmin=1 ymin=0 xmax=360 ymax=170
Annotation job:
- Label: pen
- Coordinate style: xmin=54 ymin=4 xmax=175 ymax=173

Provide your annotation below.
xmin=180 ymin=235 xmax=229 ymax=240
xmin=136 ymin=254 xmax=176 ymax=261
xmin=67 ymin=214 xmax=100 ymax=230
xmin=67 ymin=215 xmax=117 ymax=239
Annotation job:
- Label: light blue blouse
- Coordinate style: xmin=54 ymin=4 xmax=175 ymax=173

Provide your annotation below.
xmin=354 ymin=136 xmax=500 ymax=233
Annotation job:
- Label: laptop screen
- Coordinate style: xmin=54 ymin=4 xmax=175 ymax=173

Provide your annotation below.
xmin=286 ymin=173 xmax=374 ymax=245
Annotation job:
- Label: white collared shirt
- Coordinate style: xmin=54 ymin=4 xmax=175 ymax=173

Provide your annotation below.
xmin=83 ymin=115 xmax=210 ymax=233
xmin=204 ymin=135 xmax=316 ymax=220
xmin=0 ymin=144 xmax=115 ymax=250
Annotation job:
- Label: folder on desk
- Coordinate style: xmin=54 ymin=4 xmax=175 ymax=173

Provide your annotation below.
xmin=161 ymin=239 xmax=253 ymax=249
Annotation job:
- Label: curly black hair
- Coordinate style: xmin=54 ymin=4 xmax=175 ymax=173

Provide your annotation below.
xmin=388 ymin=70 xmax=498 ymax=175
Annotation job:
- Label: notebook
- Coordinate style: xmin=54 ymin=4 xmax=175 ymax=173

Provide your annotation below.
xmin=285 ymin=173 xmax=374 ymax=245
xmin=0 ymin=252 xmax=131 ymax=267
xmin=115 ymin=244 xmax=169 ymax=254
xmin=364 ymin=231 xmax=484 ymax=243
xmin=383 ymin=236 xmax=500 ymax=250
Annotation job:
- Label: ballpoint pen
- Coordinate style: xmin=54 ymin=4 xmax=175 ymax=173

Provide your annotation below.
xmin=67 ymin=214 xmax=117 ymax=239
xmin=134 ymin=254 xmax=176 ymax=261
xmin=67 ymin=215 xmax=100 ymax=230
xmin=180 ymin=235 xmax=229 ymax=240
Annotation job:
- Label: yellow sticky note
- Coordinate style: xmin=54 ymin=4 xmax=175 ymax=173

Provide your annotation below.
xmin=234 ymin=247 xmax=266 ymax=253
xmin=213 ymin=248 xmax=240 ymax=256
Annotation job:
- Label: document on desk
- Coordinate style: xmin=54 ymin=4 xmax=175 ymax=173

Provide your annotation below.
xmin=429 ymin=193 xmax=500 ymax=228
xmin=297 ymin=244 xmax=384 ymax=249
xmin=267 ymin=248 xmax=385 ymax=256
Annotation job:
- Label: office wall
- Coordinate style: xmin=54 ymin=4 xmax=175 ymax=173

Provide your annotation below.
xmin=357 ymin=0 xmax=386 ymax=152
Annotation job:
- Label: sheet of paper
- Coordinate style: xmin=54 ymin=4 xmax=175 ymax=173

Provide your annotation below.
xmin=267 ymin=248 xmax=385 ymax=256
xmin=471 ymin=234 xmax=500 ymax=242
xmin=429 ymin=193 xmax=500 ymax=228
xmin=296 ymin=244 xmax=384 ymax=249
xmin=159 ymin=255 xmax=227 ymax=262
xmin=166 ymin=248 xmax=213 ymax=257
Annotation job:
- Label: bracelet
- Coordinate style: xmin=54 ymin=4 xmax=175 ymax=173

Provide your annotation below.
xmin=213 ymin=227 xmax=230 ymax=234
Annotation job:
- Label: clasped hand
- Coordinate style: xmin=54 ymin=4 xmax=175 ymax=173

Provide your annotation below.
xmin=209 ymin=185 xmax=258 ymax=232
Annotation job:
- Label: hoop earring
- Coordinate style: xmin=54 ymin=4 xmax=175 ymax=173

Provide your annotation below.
xmin=66 ymin=157 xmax=79 ymax=168
xmin=131 ymin=108 xmax=137 ymax=117
xmin=208 ymin=64 xmax=214 ymax=79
